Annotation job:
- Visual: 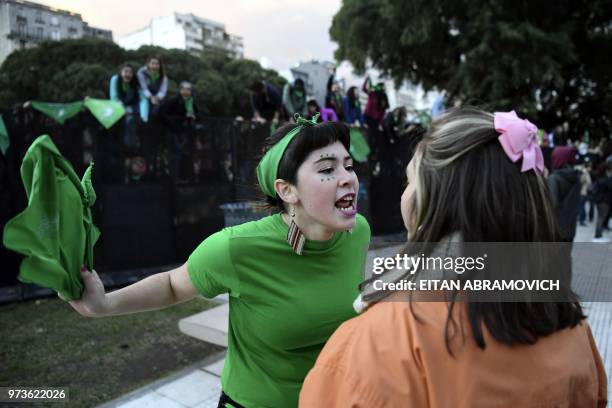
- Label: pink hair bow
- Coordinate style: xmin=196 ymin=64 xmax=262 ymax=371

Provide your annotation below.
xmin=494 ymin=110 xmax=544 ymax=173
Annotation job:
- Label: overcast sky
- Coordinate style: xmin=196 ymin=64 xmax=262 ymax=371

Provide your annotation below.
xmin=35 ymin=0 xmax=342 ymax=72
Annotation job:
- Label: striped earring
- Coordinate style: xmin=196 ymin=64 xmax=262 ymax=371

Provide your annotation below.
xmin=287 ymin=207 xmax=305 ymax=255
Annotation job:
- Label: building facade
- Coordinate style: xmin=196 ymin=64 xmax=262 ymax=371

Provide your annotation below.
xmin=0 ymin=0 xmax=112 ymax=65
xmin=117 ymin=13 xmax=244 ymax=59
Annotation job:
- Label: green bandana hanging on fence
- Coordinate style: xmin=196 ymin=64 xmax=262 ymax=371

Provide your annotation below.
xmin=184 ymin=97 xmax=194 ymax=116
xmin=3 ymin=135 xmax=101 ymax=300
xmin=85 ymin=98 xmax=126 ymax=129
xmin=349 ymin=127 xmax=371 ymax=163
xmin=31 ymin=101 xmax=84 ymax=125
xmin=0 ymin=114 xmax=9 ymax=156
xmin=256 ymin=113 xmax=319 ymax=198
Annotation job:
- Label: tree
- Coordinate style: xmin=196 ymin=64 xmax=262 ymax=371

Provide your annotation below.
xmin=331 ymin=0 xmax=612 ymax=140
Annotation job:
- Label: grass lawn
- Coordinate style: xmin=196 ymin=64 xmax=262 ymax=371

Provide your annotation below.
xmin=0 ymin=296 xmax=223 ymax=407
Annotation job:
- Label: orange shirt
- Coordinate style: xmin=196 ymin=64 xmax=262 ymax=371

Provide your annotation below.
xmin=300 ymin=301 xmax=607 ymax=407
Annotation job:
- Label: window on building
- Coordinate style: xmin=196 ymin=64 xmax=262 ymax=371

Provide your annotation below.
xmin=35 ymin=11 xmax=44 ymax=24
xmin=50 ymin=16 xmax=59 ymax=26
xmin=36 ymin=27 xmax=43 ymax=39
xmin=51 ymin=30 xmax=60 ymax=40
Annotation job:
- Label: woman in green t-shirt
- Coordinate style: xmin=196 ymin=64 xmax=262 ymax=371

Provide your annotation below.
xmin=67 ymin=116 xmax=371 ymax=407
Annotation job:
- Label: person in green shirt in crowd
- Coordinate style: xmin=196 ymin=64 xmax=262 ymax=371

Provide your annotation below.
xmin=66 ymin=116 xmax=371 ymax=408
xmin=160 ymin=81 xmax=199 ymax=182
xmin=137 ymin=56 xmax=169 ymax=122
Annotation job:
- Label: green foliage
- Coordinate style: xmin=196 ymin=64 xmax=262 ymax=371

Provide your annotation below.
xmin=0 ymin=38 xmax=287 ymax=118
xmin=331 ymin=0 xmax=612 ymax=139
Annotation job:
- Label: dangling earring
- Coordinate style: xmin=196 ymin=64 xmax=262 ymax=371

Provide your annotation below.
xmin=287 ymin=207 xmax=305 ymax=255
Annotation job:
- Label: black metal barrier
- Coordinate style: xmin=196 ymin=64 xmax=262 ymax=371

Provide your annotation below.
xmin=0 ymin=106 xmax=417 ymax=290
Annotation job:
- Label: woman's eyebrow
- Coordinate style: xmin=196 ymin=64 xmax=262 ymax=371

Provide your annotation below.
xmin=313 ymin=156 xmax=338 ymax=164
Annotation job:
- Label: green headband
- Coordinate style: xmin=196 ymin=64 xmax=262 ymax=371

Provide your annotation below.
xmin=256 ymin=113 xmax=320 ymax=198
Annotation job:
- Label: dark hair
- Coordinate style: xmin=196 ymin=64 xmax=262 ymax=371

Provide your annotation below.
xmin=347 ymin=86 xmax=359 ymax=107
xmin=294 ymin=78 xmax=305 ymax=90
xmin=115 ymin=63 xmax=139 ymax=104
xmin=404 ymin=107 xmax=585 ymax=352
xmin=249 ymin=80 xmax=265 ymax=93
xmin=146 ymin=56 xmax=165 ymax=79
xmin=258 ymin=121 xmax=351 ymax=212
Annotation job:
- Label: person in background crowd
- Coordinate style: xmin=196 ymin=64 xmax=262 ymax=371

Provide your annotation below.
xmin=161 ymin=81 xmax=199 ymax=183
xmin=592 ymin=156 xmax=612 ymax=243
xmin=306 ymin=100 xmax=337 ymax=123
xmin=300 ymin=107 xmax=607 ymax=407
xmin=249 ymin=80 xmax=281 ymax=125
xmin=547 ymin=146 xmax=581 ymax=242
xmin=578 ymin=161 xmax=593 ymax=226
xmin=594 ymin=141 xmax=612 ymax=231
xmin=109 ymin=63 xmax=143 ymax=150
xmin=325 ymin=67 xmax=344 ymax=121
xmin=282 ymin=78 xmax=308 ymax=120
xmin=342 ymin=86 xmax=365 ymax=128
xmin=384 ymin=107 xmax=407 ymax=145
xmin=137 ymin=56 xmax=168 ymax=123
xmin=362 ymin=76 xmax=389 ymax=161
xmin=430 ymin=93 xmax=445 ymax=118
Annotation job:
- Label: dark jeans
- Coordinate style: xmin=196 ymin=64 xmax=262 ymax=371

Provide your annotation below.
xmin=578 ymin=195 xmax=587 ymax=224
xmin=122 ymin=112 xmax=140 ymax=151
xmin=587 ymin=198 xmax=595 ymax=222
xmin=595 ymin=202 xmax=610 ymax=238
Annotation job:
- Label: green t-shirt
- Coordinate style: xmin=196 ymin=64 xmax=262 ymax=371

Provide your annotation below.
xmin=188 ymin=213 xmax=370 ymax=407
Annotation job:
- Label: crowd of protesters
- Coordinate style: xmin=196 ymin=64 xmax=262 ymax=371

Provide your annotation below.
xmin=546 ymin=140 xmax=612 ymax=243
xmin=106 ymin=56 xmax=202 ymax=183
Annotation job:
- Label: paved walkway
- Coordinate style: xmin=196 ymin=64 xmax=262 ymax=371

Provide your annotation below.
xmin=100 ymin=222 xmax=612 ymax=407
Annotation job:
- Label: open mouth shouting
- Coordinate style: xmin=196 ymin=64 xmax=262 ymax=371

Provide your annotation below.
xmin=335 ymin=193 xmax=357 ymax=217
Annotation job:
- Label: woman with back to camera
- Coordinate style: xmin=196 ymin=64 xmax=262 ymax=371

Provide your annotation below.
xmin=67 ymin=115 xmax=371 ymax=407
xmin=300 ymin=107 xmax=607 ymax=407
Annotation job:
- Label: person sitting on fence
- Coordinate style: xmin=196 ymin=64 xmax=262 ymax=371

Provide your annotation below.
xmin=282 ymin=78 xmax=308 ymax=120
xmin=300 ymin=107 xmax=607 ymax=407
xmin=160 ymin=81 xmax=199 ymax=182
xmin=249 ymin=80 xmax=281 ymax=125
xmin=66 ymin=116 xmax=371 ymax=408
xmin=342 ymin=86 xmax=365 ymax=128
xmin=109 ymin=63 xmax=144 ymax=151
xmin=137 ymin=56 xmax=168 ymax=122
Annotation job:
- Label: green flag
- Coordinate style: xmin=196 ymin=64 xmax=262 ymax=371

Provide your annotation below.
xmin=0 ymin=114 xmax=9 ymax=156
xmin=3 ymin=135 xmax=100 ymax=300
xmin=349 ymin=127 xmax=371 ymax=163
xmin=31 ymin=101 xmax=84 ymax=125
xmin=85 ymin=98 xmax=126 ymax=129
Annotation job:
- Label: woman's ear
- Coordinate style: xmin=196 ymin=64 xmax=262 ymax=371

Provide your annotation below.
xmin=274 ymin=179 xmax=299 ymax=205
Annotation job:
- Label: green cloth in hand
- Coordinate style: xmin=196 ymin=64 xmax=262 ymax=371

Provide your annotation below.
xmin=3 ymin=135 xmax=100 ymax=300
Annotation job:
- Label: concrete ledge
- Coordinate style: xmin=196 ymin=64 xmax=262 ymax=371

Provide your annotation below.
xmin=178 ymin=302 xmax=229 ymax=347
